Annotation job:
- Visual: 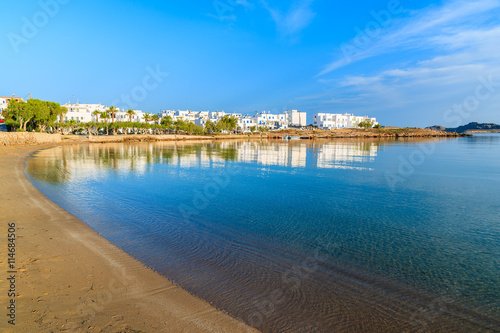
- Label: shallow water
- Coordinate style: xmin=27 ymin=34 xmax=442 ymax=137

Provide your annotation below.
xmin=26 ymin=136 xmax=500 ymax=332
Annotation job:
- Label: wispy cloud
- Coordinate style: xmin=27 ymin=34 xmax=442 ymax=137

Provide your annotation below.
xmin=261 ymin=0 xmax=316 ymax=41
xmin=209 ymin=0 xmax=254 ymax=22
xmin=318 ymin=0 xmax=500 ymax=75
xmin=302 ymin=0 xmax=500 ymax=126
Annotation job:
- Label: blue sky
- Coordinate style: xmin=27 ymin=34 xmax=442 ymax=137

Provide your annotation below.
xmin=1 ymin=0 xmax=499 ymax=127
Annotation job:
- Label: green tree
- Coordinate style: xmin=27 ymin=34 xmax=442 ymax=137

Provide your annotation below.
xmin=126 ymin=109 xmax=135 ymax=122
xmin=100 ymin=112 xmax=111 ymax=135
xmin=216 ymin=116 xmax=238 ymax=133
xmin=144 ymin=113 xmax=153 ymax=124
xmin=31 ymin=100 xmax=53 ymax=132
xmin=174 ymin=119 xmax=187 ymax=133
xmin=54 ymin=104 xmax=68 ymax=128
xmin=151 ymin=114 xmax=160 ymax=124
xmin=205 ymin=120 xmax=217 ymax=133
xmin=358 ymin=121 xmax=373 ymax=129
xmin=68 ymin=119 xmax=77 ymax=133
xmin=186 ymin=122 xmax=204 ymax=135
xmin=2 ymin=99 xmax=35 ymax=131
xmin=258 ymin=126 xmax=268 ymax=133
xmin=161 ymin=115 xmax=173 ymax=127
xmin=3 ymin=99 xmax=68 ymax=132
xmin=92 ymin=110 xmax=101 ymax=122
xmin=108 ymin=106 xmax=118 ymax=123
xmin=100 ymin=112 xmax=110 ymax=123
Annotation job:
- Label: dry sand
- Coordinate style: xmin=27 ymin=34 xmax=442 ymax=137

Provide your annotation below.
xmin=0 ymin=143 xmax=258 ymax=332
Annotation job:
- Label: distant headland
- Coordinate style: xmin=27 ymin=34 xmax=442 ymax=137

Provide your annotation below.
xmin=427 ymin=122 xmax=500 ymax=133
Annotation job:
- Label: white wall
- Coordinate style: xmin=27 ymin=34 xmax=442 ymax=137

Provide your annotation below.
xmin=313 ymin=113 xmax=377 ymax=129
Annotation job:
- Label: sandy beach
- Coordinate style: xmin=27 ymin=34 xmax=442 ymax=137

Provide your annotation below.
xmin=0 ymin=143 xmax=258 ymax=332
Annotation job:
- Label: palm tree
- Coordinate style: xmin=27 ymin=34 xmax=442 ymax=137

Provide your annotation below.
xmin=108 ymin=106 xmax=118 ymax=123
xmin=152 ymin=114 xmax=160 ymax=124
xmin=68 ymin=119 xmax=76 ymax=134
xmin=92 ymin=110 xmax=100 ymax=122
xmin=100 ymin=112 xmax=110 ymax=135
xmin=143 ymin=113 xmax=152 ymax=123
xmin=100 ymin=111 xmax=110 ymax=123
xmin=59 ymin=106 xmax=68 ymax=123
xmin=126 ymin=109 xmax=135 ymax=122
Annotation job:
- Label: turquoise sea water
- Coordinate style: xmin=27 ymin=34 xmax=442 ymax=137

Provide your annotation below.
xmin=26 ymin=136 xmax=500 ymax=332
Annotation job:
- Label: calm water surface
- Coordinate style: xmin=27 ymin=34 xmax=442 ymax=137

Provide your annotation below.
xmin=26 ymin=136 xmax=500 ymax=332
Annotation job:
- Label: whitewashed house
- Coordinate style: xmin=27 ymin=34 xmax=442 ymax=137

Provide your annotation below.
xmin=256 ymin=111 xmax=289 ymax=129
xmin=155 ymin=109 xmax=303 ymax=131
xmin=62 ymin=103 xmax=108 ymax=123
xmin=238 ymin=116 xmax=257 ymax=131
xmin=116 ymin=110 xmax=145 ymax=122
xmin=313 ymin=113 xmax=378 ymax=129
xmin=284 ymin=110 xmax=307 ymax=127
xmin=0 ymin=96 xmax=24 ymax=116
xmin=62 ymin=103 xmax=144 ymax=123
xmin=159 ymin=110 xmax=176 ymax=119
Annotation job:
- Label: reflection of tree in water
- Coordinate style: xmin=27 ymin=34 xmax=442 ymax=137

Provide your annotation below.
xmin=27 ymin=142 xmax=244 ymax=184
xmin=172 ymin=142 xmax=238 ymax=162
xmin=174 ymin=144 xmax=203 ymax=159
xmin=26 ymin=139 xmax=398 ymax=184
xmin=26 ymin=154 xmax=72 ymax=184
xmin=96 ymin=146 xmax=120 ymax=170
xmin=215 ymin=145 xmax=238 ymax=161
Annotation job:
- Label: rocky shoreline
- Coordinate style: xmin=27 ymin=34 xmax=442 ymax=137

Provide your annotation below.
xmin=1 ymin=128 xmax=468 ymax=146
xmin=266 ymin=128 xmax=468 ymax=140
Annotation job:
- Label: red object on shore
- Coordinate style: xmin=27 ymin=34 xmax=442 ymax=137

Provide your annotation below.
xmin=0 ymin=119 xmax=4 ymax=123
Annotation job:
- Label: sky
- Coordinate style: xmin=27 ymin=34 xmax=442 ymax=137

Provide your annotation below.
xmin=1 ymin=0 xmax=499 ymax=127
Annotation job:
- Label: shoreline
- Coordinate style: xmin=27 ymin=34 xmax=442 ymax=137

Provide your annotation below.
xmin=83 ymin=128 xmax=469 ymax=143
xmin=12 ymin=138 xmax=500 ymax=332
xmin=2 ymin=137 xmax=497 ymax=331
xmin=0 ymin=143 xmax=258 ymax=332
xmin=0 ymin=127 xmax=468 ymax=146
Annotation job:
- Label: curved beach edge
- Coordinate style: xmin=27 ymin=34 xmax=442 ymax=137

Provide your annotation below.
xmin=0 ymin=143 xmax=258 ymax=333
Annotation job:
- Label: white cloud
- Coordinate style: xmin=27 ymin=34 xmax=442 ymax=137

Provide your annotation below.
xmin=318 ymin=0 xmax=500 ymax=75
xmin=305 ymin=0 xmax=500 ymax=126
xmin=261 ymin=0 xmax=316 ymax=40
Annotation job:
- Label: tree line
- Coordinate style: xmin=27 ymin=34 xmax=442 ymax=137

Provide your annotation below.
xmin=1 ymin=98 xmax=244 ymax=135
xmin=2 ymin=99 xmax=67 ymax=132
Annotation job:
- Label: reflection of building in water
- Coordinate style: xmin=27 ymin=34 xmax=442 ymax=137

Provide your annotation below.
xmin=234 ymin=142 xmax=378 ymax=169
xmin=29 ymin=141 xmax=380 ymax=184
xmin=175 ymin=150 xmax=227 ymax=169
xmin=235 ymin=142 xmax=307 ymax=168
xmin=314 ymin=142 xmax=378 ymax=169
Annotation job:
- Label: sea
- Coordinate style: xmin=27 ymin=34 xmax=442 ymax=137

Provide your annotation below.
xmin=25 ymin=135 xmax=500 ymax=332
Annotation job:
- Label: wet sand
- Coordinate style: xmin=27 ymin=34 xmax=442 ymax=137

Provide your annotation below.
xmin=0 ymin=143 xmax=258 ymax=332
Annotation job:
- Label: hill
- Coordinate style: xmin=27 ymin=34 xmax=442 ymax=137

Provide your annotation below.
xmin=427 ymin=122 xmax=500 ymax=133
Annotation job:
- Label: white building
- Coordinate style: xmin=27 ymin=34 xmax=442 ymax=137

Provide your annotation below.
xmin=284 ymin=110 xmax=307 ymax=127
xmin=236 ymin=142 xmax=307 ymax=167
xmin=62 ymin=103 xmax=144 ymax=123
xmin=0 ymin=96 xmax=24 ymax=115
xmin=195 ymin=117 xmax=214 ymax=127
xmin=238 ymin=116 xmax=257 ymax=132
xmin=159 ymin=110 xmax=176 ymax=119
xmin=157 ymin=109 xmax=305 ymax=131
xmin=115 ymin=110 xmax=145 ymax=123
xmin=161 ymin=110 xmax=212 ymax=123
xmin=209 ymin=111 xmax=226 ymax=119
xmin=313 ymin=113 xmax=378 ymax=129
xmin=255 ymin=111 xmax=289 ymax=130
xmin=62 ymin=103 xmax=108 ymax=122
xmin=159 ymin=109 xmax=245 ymax=128
xmin=315 ymin=142 xmax=378 ymax=169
